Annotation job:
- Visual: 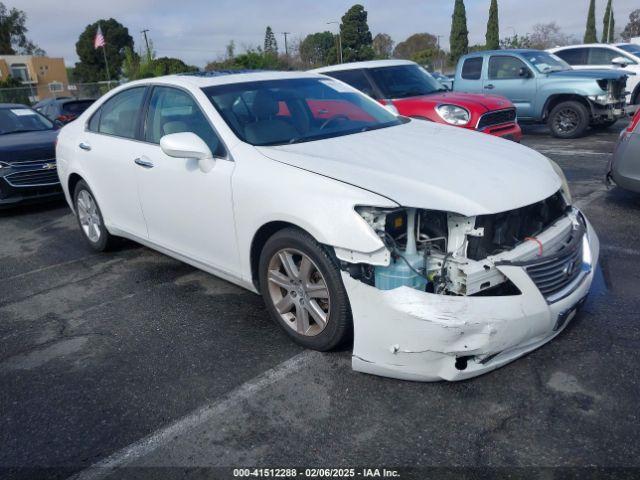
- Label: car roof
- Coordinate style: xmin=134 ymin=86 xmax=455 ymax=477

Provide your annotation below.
xmin=463 ymin=49 xmax=541 ymax=57
xmin=549 ymin=43 xmax=624 ymax=50
xmin=0 ymin=103 xmax=32 ymax=109
xmin=124 ymin=70 xmax=323 ymax=90
xmin=312 ymin=59 xmax=415 ymax=73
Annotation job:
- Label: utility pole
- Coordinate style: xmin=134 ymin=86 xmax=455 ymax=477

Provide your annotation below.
xmin=436 ymin=35 xmax=443 ymax=71
xmin=327 ymin=21 xmax=342 ymax=63
xmin=281 ymin=32 xmax=290 ymax=56
xmin=141 ymin=29 xmax=151 ymax=61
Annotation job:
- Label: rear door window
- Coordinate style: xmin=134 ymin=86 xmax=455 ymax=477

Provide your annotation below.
xmin=554 ymin=48 xmax=589 ymax=65
xmin=62 ymin=100 xmax=94 ymax=115
xmin=461 ymin=57 xmax=483 ymax=80
xmin=93 ymin=87 xmax=146 ymax=139
xmin=324 ymin=70 xmax=377 ymax=98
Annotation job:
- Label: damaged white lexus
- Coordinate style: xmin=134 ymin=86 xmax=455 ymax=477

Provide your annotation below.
xmin=56 ymin=71 xmax=599 ymax=381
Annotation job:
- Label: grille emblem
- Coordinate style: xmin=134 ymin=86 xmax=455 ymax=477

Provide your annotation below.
xmin=42 ymin=163 xmax=56 ymax=170
xmin=562 ymin=260 xmax=576 ymax=278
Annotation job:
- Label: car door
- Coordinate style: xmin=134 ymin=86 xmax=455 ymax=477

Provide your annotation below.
xmin=133 ymin=85 xmax=239 ymax=275
xmin=78 ymin=86 xmax=149 ymax=238
xmin=484 ymin=55 xmax=537 ymax=119
xmin=456 ymin=56 xmax=485 ymax=93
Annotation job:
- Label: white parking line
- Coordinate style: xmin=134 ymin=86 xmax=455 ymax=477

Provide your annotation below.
xmin=574 ymin=188 xmax=607 ymax=209
xmin=68 ymin=351 xmax=316 ymax=480
xmin=601 ymin=245 xmax=640 ymax=257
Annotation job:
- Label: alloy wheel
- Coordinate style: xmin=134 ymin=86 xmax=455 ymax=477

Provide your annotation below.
xmin=266 ymin=248 xmax=331 ymax=337
xmin=77 ymin=190 xmax=101 ymax=243
xmin=554 ymin=108 xmax=579 ymax=134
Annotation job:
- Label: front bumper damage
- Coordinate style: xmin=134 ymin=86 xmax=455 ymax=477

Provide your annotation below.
xmin=342 ymin=215 xmax=599 ymax=382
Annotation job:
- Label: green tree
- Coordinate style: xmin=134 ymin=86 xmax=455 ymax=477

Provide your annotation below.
xmin=75 ymin=18 xmax=134 ymax=82
xmin=485 ymin=0 xmax=500 ymax=50
xmin=264 ymin=26 xmax=278 ymax=55
xmin=621 ymin=9 xmax=640 ymax=40
xmin=393 ymin=33 xmax=440 ymax=63
xmin=500 ymin=33 xmax=532 ymax=49
xmin=602 ymin=0 xmax=615 ymax=43
xmin=0 ymin=2 xmax=44 ymax=55
xmin=153 ymin=57 xmax=198 ymax=75
xmin=584 ymin=0 xmax=597 ymax=43
xmin=372 ymin=33 xmax=394 ymax=59
xmin=340 ymin=4 xmax=374 ymax=62
xmin=450 ymin=0 xmax=469 ymax=64
xmin=299 ymin=31 xmax=335 ymax=66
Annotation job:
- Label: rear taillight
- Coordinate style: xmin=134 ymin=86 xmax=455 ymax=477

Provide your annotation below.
xmin=57 ymin=114 xmax=76 ymax=123
xmin=627 ymin=109 xmax=640 ymax=133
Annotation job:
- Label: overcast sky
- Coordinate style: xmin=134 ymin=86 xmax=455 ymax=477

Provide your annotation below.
xmin=15 ymin=0 xmax=640 ymax=68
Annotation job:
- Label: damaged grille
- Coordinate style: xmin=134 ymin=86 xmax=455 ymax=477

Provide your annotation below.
xmin=477 ymin=108 xmax=517 ymax=130
xmin=524 ymin=224 xmax=585 ymax=301
xmin=467 ymin=192 xmax=567 ymax=261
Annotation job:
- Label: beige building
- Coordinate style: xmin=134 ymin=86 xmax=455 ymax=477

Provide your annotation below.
xmin=0 ymin=55 xmax=71 ymax=101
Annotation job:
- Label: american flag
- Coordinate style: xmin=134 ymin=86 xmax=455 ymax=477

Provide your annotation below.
xmin=94 ymin=25 xmax=105 ymax=49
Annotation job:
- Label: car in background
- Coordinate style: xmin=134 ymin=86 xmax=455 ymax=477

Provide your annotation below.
xmin=453 ymin=49 xmax=630 ymax=138
xmin=0 ymin=104 xmax=61 ymax=207
xmin=313 ymin=60 xmax=522 ymax=142
xmin=430 ymin=71 xmax=454 ymax=91
xmin=56 ymin=71 xmax=598 ymax=382
xmin=34 ymin=97 xmax=96 ymax=124
xmin=607 ymin=107 xmax=640 ymax=193
xmin=549 ymin=43 xmax=640 ymax=105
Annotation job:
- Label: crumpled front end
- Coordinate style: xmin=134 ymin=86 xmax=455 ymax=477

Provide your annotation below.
xmin=336 ymin=197 xmax=599 ymax=382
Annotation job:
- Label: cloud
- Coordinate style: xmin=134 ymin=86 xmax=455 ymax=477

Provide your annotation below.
xmin=15 ymin=0 xmax=640 ymax=68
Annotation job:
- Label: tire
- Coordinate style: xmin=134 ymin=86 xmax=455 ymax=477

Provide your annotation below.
xmin=548 ymin=101 xmax=590 ymax=139
xmin=258 ymin=227 xmax=352 ymax=351
xmin=73 ymin=180 xmax=116 ymax=252
xmin=591 ymin=119 xmax=618 ymax=130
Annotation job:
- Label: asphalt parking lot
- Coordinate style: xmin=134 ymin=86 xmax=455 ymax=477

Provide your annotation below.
xmin=1 ymin=124 xmax=639 ymax=479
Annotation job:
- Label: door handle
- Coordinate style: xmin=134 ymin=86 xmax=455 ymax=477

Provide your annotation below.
xmin=484 ymin=84 xmax=495 ymax=90
xmin=79 ymin=142 xmax=91 ymax=151
xmin=134 ymin=157 xmax=154 ymax=169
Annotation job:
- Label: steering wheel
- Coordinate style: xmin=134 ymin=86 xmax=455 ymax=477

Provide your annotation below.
xmin=319 ymin=114 xmax=350 ymax=130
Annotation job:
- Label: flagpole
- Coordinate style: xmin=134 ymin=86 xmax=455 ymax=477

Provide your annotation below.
xmin=99 ymin=22 xmax=111 ymax=84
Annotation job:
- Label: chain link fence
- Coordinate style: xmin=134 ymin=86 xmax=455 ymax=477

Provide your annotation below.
xmin=0 ymin=81 xmax=119 ymax=106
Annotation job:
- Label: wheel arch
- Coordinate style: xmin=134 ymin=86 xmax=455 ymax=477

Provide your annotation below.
xmin=250 ymin=221 xmax=310 ymax=290
xmin=67 ymin=172 xmax=85 ymax=211
xmin=542 ymin=94 xmax=592 ymax=121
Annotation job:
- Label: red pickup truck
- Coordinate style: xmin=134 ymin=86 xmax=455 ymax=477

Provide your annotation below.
xmin=313 ymin=59 xmax=522 ymax=142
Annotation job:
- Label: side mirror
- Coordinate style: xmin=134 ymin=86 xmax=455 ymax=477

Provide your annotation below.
xmin=611 ymin=56 xmax=630 ymax=68
xmin=160 ymin=132 xmax=215 ymax=173
xmin=53 ymin=119 xmax=64 ymax=129
xmin=518 ymin=67 xmax=531 ymax=78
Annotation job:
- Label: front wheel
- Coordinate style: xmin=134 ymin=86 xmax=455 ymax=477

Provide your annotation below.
xmin=548 ymin=101 xmax=590 ymax=139
xmin=258 ymin=228 xmax=352 ymax=351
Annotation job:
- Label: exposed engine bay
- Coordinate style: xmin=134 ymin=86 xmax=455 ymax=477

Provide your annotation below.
xmin=344 ymin=191 xmax=569 ymax=297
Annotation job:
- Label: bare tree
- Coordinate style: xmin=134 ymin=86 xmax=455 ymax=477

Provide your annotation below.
xmin=372 ymin=33 xmax=394 ymax=59
xmin=528 ymin=22 xmax=574 ymax=49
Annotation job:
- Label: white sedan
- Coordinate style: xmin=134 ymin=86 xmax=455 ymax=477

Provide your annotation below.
xmin=56 ymin=71 xmax=599 ymax=381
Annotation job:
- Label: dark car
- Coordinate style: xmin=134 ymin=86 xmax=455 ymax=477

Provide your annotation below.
xmin=33 ymin=97 xmax=95 ymax=124
xmin=0 ymin=104 xmax=62 ymax=208
xmin=607 ymin=108 xmax=640 ymax=193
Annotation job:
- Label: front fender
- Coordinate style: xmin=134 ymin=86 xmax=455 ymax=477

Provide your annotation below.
xmin=231 ymin=143 xmax=398 ymax=284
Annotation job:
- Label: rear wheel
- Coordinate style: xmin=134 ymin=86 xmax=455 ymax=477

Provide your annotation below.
xmin=258 ymin=228 xmax=351 ymax=351
xmin=73 ymin=180 xmax=116 ymax=252
xmin=548 ymin=101 xmax=590 ymax=139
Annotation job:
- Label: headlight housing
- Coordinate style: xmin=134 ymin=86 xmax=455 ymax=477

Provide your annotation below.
xmin=435 ymin=104 xmax=470 ymax=126
xmin=549 ymin=159 xmax=572 ymax=204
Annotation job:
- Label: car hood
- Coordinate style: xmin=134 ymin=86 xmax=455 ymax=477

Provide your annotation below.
xmin=548 ymin=69 xmax=633 ymax=80
xmin=255 ymin=120 xmax=560 ymax=217
xmin=0 ymin=129 xmax=58 ymax=163
xmin=394 ymin=92 xmax=513 ymax=112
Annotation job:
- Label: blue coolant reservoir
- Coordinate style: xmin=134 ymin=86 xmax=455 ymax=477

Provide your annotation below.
xmin=375 ymin=252 xmax=428 ymax=291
